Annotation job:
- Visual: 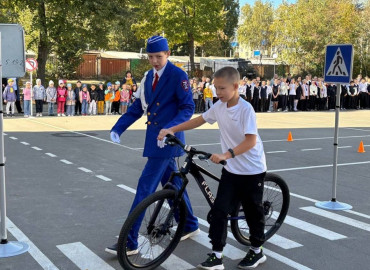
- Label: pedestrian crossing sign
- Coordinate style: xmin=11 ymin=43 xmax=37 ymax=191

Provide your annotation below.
xmin=324 ymin=44 xmax=353 ymax=84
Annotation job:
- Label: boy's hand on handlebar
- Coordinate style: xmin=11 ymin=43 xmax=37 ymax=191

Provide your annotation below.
xmin=157 ymin=129 xmax=174 ymax=141
xmin=210 ymin=153 xmax=229 ymax=164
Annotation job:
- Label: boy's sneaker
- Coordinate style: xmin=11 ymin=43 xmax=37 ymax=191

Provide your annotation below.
xmin=197 ymin=253 xmax=224 ymax=270
xmin=237 ymin=249 xmax=266 ymax=269
xmin=180 ymin=228 xmax=200 ymax=241
xmin=105 ymin=243 xmax=138 ymax=256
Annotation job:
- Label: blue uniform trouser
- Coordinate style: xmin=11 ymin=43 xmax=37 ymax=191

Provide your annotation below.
xmin=127 ymin=157 xmax=199 ymax=250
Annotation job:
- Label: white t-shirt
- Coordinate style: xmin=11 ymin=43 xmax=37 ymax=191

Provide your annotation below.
xmin=202 ymin=98 xmax=267 ymax=175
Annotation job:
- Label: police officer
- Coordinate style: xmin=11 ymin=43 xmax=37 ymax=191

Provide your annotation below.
xmin=106 ymin=36 xmax=199 ymax=255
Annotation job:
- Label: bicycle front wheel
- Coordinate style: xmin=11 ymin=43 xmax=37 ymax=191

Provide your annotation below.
xmin=230 ymin=173 xmax=290 ymax=246
xmin=117 ymin=189 xmax=187 ymax=270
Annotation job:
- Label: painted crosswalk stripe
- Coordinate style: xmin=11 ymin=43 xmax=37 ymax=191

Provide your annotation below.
xmin=96 ymin=175 xmax=112 ymax=181
xmin=117 ymin=184 xmax=137 ymax=194
xmin=32 ymin=146 xmax=42 ymax=151
xmin=301 ymin=148 xmax=322 ymax=151
xmin=60 ymin=159 xmax=73 ymax=165
xmin=137 ymin=235 xmax=194 ymax=270
xmin=301 ymin=206 xmax=370 ymax=232
xmin=78 ymin=167 xmax=92 ymax=173
xmin=7 ymin=217 xmax=59 ymax=270
xmin=274 ymin=212 xmax=347 ymax=240
xmin=20 ymin=141 xmax=30 ymax=145
xmin=117 ymin=184 xmax=312 ymax=270
xmin=9 ymin=136 xmax=18 ymax=140
xmin=198 ymin=218 xmax=302 ymax=250
xmin=198 ymin=220 xmax=311 ymax=270
xmin=45 ymin=153 xmax=57 ymax=157
xmin=57 ymin=242 xmax=115 ymax=270
xmin=188 ymin=229 xmax=245 ymax=260
xmin=266 ymin=151 xmax=287 ymax=154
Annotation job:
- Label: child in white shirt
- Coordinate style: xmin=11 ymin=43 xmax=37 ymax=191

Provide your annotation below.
xmin=158 ymin=66 xmax=267 ymax=270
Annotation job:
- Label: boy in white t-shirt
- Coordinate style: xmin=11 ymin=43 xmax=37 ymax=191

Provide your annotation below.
xmin=158 ymin=66 xmax=267 ymax=270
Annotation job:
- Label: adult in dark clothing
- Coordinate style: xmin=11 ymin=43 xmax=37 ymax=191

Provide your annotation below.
xmin=252 ymin=85 xmax=260 ymax=112
xmin=340 ymin=84 xmax=347 ymax=110
xmin=12 ymin=78 xmax=23 ymax=113
xmin=260 ymin=81 xmax=268 ymax=112
xmin=327 ymin=84 xmax=336 ymax=110
xmin=74 ymin=80 xmax=82 ymax=115
xmin=246 ymin=83 xmax=252 ymax=103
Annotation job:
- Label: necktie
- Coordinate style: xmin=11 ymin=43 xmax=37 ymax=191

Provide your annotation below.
xmin=152 ymin=73 xmax=159 ymax=92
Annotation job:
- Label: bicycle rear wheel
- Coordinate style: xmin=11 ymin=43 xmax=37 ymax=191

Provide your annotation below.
xmin=117 ymin=189 xmax=187 ymax=270
xmin=230 ymin=173 xmax=290 ymax=246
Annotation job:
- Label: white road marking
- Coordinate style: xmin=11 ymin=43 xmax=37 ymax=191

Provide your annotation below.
xmin=197 ymin=218 xmax=301 ymax=250
xmin=262 ymin=134 xmax=370 ymax=143
xmin=29 ymin=119 xmax=141 ymax=151
xmin=20 ymin=141 xmax=30 ymax=145
xmin=364 ymin=145 xmax=370 ymax=147
xmin=301 ymin=207 xmax=370 ymax=232
xmin=57 ymin=242 xmax=115 ymax=270
xmin=3 ymin=133 xmax=7 ymax=135
xmin=337 ymin=146 xmax=352 ymax=148
xmin=116 ymin=183 xmax=312 ymax=269
xmin=274 ymin=212 xmax=347 ymax=240
xmin=78 ymin=167 xmax=92 ymax=173
xmin=342 ymin=127 xmax=370 ymax=132
xmin=96 ymin=175 xmax=112 ymax=181
xmin=60 ymin=159 xmax=73 ymax=165
xmin=266 ymin=150 xmax=287 ymax=154
xmin=117 ymin=184 xmax=137 ymax=194
xmin=266 ymin=185 xmax=370 ymax=220
xmin=6 ymin=217 xmax=59 ymax=270
xmin=32 ymin=146 xmax=42 ymax=151
xmin=137 ymin=235 xmax=195 ymax=270
xmin=301 ymin=148 xmax=322 ymax=151
xmin=191 ymin=230 xmax=245 ymax=260
xmin=45 ymin=153 xmax=57 ymax=157
xmin=268 ymin=160 xmax=370 ymax=173
xmin=9 ymin=136 xmax=18 ymax=140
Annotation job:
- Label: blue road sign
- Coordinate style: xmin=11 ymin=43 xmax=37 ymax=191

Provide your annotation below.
xmin=254 ymin=50 xmax=260 ymax=57
xmin=324 ymin=44 xmax=353 ymax=84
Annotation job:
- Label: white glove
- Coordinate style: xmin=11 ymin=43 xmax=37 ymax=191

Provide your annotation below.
xmin=157 ymin=137 xmax=167 ymax=148
xmin=110 ymin=131 xmax=120 ymax=144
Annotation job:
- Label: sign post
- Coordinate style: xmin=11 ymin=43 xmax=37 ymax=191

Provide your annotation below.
xmin=0 ymin=24 xmax=29 ymax=257
xmin=316 ymin=44 xmax=354 ymax=211
xmin=25 ymin=58 xmax=38 ymax=117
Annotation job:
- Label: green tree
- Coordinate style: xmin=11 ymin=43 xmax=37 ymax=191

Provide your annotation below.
xmin=271 ymin=0 xmax=360 ymax=75
xmin=3 ymin=0 xmax=127 ymax=82
xmin=237 ymin=0 xmax=274 ymax=53
xmin=130 ymin=0 xmax=226 ymax=73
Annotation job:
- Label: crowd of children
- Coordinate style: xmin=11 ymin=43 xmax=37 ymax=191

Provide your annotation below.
xmin=192 ymin=74 xmax=370 ymax=113
xmin=3 ymin=72 xmax=370 ymax=117
xmin=2 ymin=71 xmax=138 ymax=117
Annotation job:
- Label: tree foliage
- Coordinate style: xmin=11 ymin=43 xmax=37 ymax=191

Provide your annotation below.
xmin=129 ymin=0 xmax=227 ymax=72
xmin=237 ymin=1 xmax=274 ymax=50
xmin=238 ymin=0 xmax=369 ymax=76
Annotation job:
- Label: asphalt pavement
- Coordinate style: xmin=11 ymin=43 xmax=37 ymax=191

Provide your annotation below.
xmin=1 ymin=111 xmax=370 ymax=270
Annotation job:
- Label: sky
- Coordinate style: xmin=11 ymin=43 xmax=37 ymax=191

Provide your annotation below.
xmin=239 ymin=0 xmax=296 ymax=8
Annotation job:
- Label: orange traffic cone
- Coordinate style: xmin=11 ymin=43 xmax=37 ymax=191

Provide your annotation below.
xmin=358 ymin=141 xmax=365 ymax=153
xmin=287 ymin=131 xmax=294 ymax=142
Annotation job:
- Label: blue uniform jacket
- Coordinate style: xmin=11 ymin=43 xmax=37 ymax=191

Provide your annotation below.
xmin=111 ymin=61 xmax=194 ymax=158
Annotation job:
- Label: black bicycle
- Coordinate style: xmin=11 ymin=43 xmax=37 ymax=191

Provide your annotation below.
xmin=117 ymin=135 xmax=290 ymax=270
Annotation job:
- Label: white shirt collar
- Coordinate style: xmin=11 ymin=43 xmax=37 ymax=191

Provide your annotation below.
xmin=152 ymin=61 xmax=168 ymax=79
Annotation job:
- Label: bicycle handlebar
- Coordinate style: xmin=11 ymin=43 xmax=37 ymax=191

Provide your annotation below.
xmin=165 ymin=134 xmax=227 ymax=166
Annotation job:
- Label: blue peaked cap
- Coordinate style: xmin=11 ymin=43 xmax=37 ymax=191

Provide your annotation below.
xmin=146 ymin=35 xmax=169 ymax=53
